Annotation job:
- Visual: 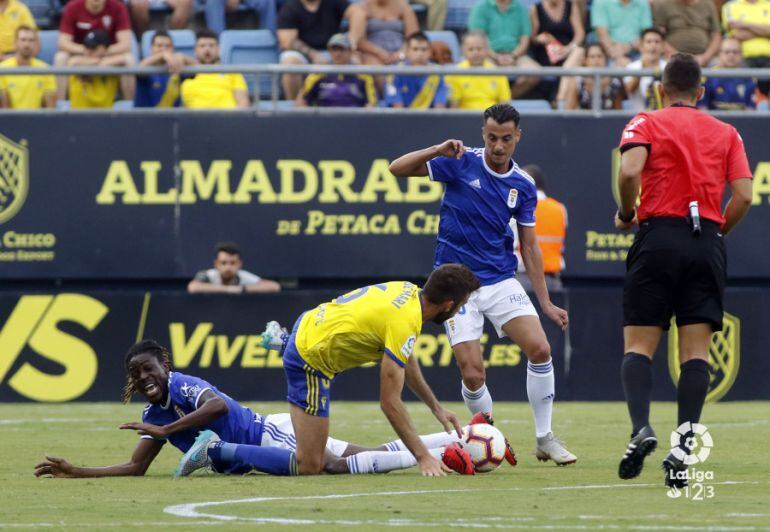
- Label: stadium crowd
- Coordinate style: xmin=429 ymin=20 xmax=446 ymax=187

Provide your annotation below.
xmin=0 ymin=0 xmax=768 ymax=109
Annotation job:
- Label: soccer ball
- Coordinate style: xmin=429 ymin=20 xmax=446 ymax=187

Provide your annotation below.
xmin=463 ymin=423 xmax=506 ymax=473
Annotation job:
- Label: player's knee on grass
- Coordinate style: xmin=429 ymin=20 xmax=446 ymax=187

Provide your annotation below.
xmin=525 ymin=342 xmax=551 ymax=364
xmin=296 ymin=453 xmax=324 ymax=475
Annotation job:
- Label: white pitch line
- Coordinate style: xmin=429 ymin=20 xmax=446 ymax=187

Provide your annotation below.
xmin=164 ymin=481 xmax=760 ymax=527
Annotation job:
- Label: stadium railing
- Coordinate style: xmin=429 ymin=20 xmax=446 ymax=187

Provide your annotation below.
xmin=2 ymin=64 xmax=770 ymax=111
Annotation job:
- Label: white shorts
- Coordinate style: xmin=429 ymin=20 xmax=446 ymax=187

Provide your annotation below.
xmin=443 ymin=277 xmax=538 ymax=346
xmin=261 ymin=413 xmax=349 ymax=456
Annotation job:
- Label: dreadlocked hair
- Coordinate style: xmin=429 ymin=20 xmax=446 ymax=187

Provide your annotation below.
xmin=121 ymin=340 xmax=173 ymax=403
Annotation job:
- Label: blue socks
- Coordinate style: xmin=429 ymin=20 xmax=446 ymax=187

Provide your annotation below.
xmin=209 ymin=441 xmax=298 ymax=476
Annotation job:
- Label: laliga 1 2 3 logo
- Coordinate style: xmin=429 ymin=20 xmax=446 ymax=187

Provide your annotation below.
xmin=670 ymin=422 xmax=713 ymax=465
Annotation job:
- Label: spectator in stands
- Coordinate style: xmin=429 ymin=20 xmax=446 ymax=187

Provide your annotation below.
xmin=699 ymin=37 xmax=757 ymax=110
xmin=529 ymin=0 xmax=584 ymax=68
xmin=188 ymin=242 xmax=281 ymax=294
xmin=653 ymin=0 xmax=721 ymax=66
xmin=128 ymin=0 xmax=193 ymax=39
xmin=0 ymin=26 xmax=56 ymax=108
xmin=522 ymin=164 xmax=567 ymax=288
xmin=180 ymin=29 xmax=249 ymax=108
xmin=203 ymin=0 xmax=277 ymax=36
xmin=591 ymin=0 xmax=651 ymax=66
xmin=278 ymin=0 xmax=348 ymax=100
xmin=385 ymin=32 xmax=447 ymax=108
xmin=0 ymin=0 xmax=36 ymax=60
xmin=558 ymin=42 xmax=625 ymax=109
xmin=55 ymin=0 xmax=135 ymax=101
xmin=411 ymin=0 xmax=447 ymax=31
xmin=623 ymin=28 xmax=667 ymax=111
xmin=296 ymin=33 xmax=377 ymax=107
xmin=723 ymin=0 xmax=770 ymax=97
xmin=135 ymin=30 xmax=196 ymax=108
xmin=346 ymin=0 xmax=419 ymax=66
xmin=468 ymin=0 xmax=541 ymax=98
xmin=445 ymin=31 xmax=511 ymax=109
xmin=431 ymin=40 xmax=454 ymax=63
xmin=68 ymin=29 xmax=130 ymax=108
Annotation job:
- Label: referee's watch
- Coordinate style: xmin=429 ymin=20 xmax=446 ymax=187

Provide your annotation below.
xmin=617 ymin=208 xmax=635 ymax=223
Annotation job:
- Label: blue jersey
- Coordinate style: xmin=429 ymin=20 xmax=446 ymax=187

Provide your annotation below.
xmin=700 ymin=76 xmax=756 ymax=111
xmin=141 ymin=371 xmax=264 ymax=452
xmin=427 ymin=148 xmax=537 ymax=285
xmin=134 ymin=74 xmax=181 ymax=108
xmin=384 ymin=62 xmax=447 ymax=109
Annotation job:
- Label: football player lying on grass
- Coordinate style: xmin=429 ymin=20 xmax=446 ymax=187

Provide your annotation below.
xmin=34 ymin=340 xmax=513 ymax=478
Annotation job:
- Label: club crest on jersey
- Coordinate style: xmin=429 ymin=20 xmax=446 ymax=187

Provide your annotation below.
xmin=180 ymin=382 xmax=202 ymax=399
xmin=507 ymin=189 xmax=518 ymax=208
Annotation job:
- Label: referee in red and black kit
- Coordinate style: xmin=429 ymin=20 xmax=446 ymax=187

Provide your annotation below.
xmin=613 ymin=54 xmax=753 ymax=488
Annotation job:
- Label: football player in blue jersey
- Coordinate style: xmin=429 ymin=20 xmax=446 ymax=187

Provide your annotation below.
xmin=389 ymin=103 xmax=577 ymax=465
xmin=33 ymin=340 xmax=474 ymax=478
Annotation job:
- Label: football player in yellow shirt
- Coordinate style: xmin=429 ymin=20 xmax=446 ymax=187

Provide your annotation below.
xmin=0 ymin=26 xmax=56 ymax=109
xmin=261 ymin=264 xmax=480 ymax=476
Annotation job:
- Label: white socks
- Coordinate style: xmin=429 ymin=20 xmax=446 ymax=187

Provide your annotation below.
xmin=527 ymin=358 xmax=555 ymax=438
xmin=461 ymin=381 xmax=493 ymax=414
xmin=384 ymin=430 xmax=463 ymax=453
xmin=346 ymin=448 xmax=444 ymax=474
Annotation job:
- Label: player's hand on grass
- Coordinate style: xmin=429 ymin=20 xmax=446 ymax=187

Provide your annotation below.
xmin=417 ymin=455 xmax=450 ymax=477
xmin=119 ymin=421 xmax=167 ymax=439
xmin=34 ymin=456 xmax=74 ymax=478
xmin=543 ymin=302 xmax=569 ymax=330
xmin=433 ymin=406 xmax=464 ymax=438
xmin=435 ymin=139 xmax=466 ymax=160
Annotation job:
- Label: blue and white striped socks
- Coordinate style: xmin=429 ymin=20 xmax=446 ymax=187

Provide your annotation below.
xmin=527 ymin=358 xmax=555 ymax=438
xmin=461 ymin=381 xmax=493 ymax=415
xmin=346 ymin=450 xmax=422 ymax=474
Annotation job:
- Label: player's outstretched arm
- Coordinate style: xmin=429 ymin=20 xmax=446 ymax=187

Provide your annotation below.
xmin=519 ymin=225 xmax=568 ymax=330
xmin=34 ymin=438 xmax=164 ymax=478
xmin=388 ymin=139 xmax=466 ymax=177
xmin=404 ymin=355 xmax=463 ymax=437
xmin=120 ymin=390 xmax=228 ymax=439
xmin=379 ymin=354 xmax=450 ymax=476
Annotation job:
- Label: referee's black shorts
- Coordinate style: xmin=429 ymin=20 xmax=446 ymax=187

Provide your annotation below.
xmin=623 ymin=217 xmax=726 ymax=331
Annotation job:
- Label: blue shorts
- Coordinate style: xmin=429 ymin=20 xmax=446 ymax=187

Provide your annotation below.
xmin=283 ymin=313 xmax=332 ymax=418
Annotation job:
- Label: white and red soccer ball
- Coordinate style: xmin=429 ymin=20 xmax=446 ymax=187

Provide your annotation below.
xmin=463 ymin=423 xmax=506 ymax=472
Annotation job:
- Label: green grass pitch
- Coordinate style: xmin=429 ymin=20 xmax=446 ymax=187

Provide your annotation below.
xmin=3 ymin=401 xmax=769 ymax=530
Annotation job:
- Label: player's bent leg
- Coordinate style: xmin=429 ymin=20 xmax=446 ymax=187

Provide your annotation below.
xmin=290 ymin=404 xmax=329 ymax=475
xmin=502 ymin=316 xmax=575 ymax=465
xmin=175 ymin=430 xmax=297 ymax=476
xmin=453 ymin=340 xmax=493 ymax=414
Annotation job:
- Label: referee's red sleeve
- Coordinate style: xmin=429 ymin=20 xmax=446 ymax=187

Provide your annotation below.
xmin=727 ymin=129 xmax=752 ymax=182
xmin=619 ymin=114 xmax=652 ymax=149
